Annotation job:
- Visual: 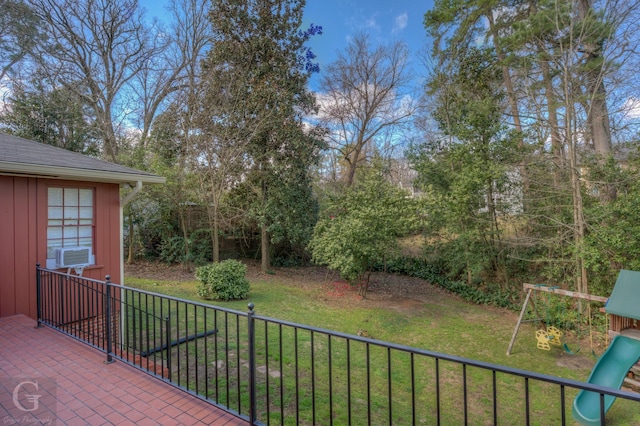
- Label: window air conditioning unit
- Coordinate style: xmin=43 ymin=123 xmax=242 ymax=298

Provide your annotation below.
xmin=55 ymin=247 xmax=92 ymax=268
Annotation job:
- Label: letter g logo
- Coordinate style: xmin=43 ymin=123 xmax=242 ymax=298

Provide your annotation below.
xmin=12 ymin=381 xmax=42 ymax=412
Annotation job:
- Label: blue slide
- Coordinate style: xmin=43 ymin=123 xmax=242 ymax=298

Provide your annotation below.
xmin=572 ymin=335 xmax=640 ymax=426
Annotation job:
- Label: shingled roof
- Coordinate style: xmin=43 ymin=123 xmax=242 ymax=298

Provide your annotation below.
xmin=0 ymin=132 xmax=165 ymax=184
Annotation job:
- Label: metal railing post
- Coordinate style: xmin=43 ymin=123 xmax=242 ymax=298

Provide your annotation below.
xmin=35 ymin=264 xmax=42 ymax=328
xmin=58 ymin=272 xmax=64 ymax=327
xmin=247 ymin=303 xmax=256 ymax=424
xmin=104 ymin=275 xmax=114 ymax=364
xmin=165 ymin=315 xmax=171 ymax=380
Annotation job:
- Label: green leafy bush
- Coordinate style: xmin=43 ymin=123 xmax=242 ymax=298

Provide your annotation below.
xmin=195 ymin=260 xmax=250 ymax=301
xmin=158 ymin=236 xmax=187 ymax=264
xmin=308 ymin=167 xmax=416 ymax=297
xmin=189 ymin=229 xmax=214 ymax=265
xmin=159 ymin=229 xmax=214 ymax=266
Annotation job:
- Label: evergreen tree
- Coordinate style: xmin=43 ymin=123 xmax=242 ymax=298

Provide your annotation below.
xmin=1 ymin=75 xmax=99 ymax=154
xmin=198 ymin=0 xmax=323 ymax=271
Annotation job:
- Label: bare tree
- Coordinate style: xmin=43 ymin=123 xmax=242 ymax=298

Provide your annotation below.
xmin=28 ymin=0 xmax=161 ymax=161
xmin=318 ymin=33 xmax=417 ymax=187
xmin=131 ymin=0 xmax=212 ymax=151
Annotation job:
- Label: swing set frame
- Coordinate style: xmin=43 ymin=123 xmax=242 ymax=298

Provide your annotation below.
xmin=506 ymin=283 xmax=608 ymax=355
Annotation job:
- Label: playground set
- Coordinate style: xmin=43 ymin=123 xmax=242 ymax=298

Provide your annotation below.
xmin=507 ymin=270 xmax=640 ymax=426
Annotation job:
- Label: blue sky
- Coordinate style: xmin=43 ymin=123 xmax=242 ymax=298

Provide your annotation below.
xmin=141 ymin=0 xmax=434 ymax=89
xmin=302 ymin=0 xmax=433 ymax=86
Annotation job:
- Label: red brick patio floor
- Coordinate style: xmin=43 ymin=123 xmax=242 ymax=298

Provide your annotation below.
xmin=0 ymin=315 xmax=248 ymax=425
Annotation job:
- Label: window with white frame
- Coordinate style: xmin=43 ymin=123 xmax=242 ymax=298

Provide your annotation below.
xmin=46 ymin=187 xmax=94 ymax=263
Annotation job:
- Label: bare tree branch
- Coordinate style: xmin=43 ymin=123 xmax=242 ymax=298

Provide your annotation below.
xmin=318 ymin=33 xmax=416 ymax=186
xmin=28 ymin=0 xmax=159 ymax=161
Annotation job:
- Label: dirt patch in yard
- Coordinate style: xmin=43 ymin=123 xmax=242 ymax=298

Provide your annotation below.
xmin=125 ymin=260 xmax=481 ymax=315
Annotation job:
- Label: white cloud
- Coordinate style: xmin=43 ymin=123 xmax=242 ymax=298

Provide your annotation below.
xmin=623 ymin=97 xmax=640 ymax=119
xmin=346 ymin=12 xmax=380 ymax=34
xmin=0 ymin=78 xmax=12 ymax=114
xmin=393 ymin=13 xmax=408 ymax=34
xmin=364 ymin=17 xmax=378 ymax=29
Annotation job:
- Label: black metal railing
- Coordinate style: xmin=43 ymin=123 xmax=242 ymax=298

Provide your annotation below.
xmin=36 ymin=265 xmax=640 ymax=425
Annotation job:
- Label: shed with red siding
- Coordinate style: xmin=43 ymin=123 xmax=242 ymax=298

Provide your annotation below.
xmin=0 ymin=133 xmax=164 ymax=319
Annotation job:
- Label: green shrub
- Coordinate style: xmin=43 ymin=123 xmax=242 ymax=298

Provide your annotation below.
xmin=189 ymin=229 xmax=214 ymax=265
xmin=158 ymin=236 xmax=186 ymax=264
xmin=195 ymin=260 xmax=250 ymax=301
xmin=159 ymin=229 xmax=214 ymax=265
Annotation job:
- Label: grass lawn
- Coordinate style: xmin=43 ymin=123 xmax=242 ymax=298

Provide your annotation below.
xmin=124 ymin=262 xmax=640 ymax=425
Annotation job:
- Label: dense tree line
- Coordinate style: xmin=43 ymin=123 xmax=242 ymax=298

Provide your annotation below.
xmin=418 ymin=0 xmax=640 ymax=296
xmin=2 ymin=0 xmax=639 ymax=298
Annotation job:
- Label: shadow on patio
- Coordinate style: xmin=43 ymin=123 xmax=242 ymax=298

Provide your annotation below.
xmin=0 ymin=315 xmax=246 ymax=425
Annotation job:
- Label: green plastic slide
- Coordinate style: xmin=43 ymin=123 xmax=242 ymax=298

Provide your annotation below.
xmin=572 ymin=335 xmax=640 ymax=426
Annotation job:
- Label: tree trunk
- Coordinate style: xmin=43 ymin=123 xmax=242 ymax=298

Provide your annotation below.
xmin=567 ymin=98 xmax=588 ymax=295
xmin=540 ymin=55 xmax=563 ymax=189
xmin=260 ymin=176 xmax=270 ymax=273
xmin=486 ymin=178 xmax=500 ymax=247
xmin=180 ymin=211 xmax=189 ymax=268
xmin=571 ymin=161 xmax=588 ymax=295
xmin=101 ymin=109 xmax=118 ymax=163
xmin=261 ymin=224 xmax=269 ymax=273
xmin=212 ymin=203 xmax=220 ymax=263
xmin=589 ymin=82 xmax=612 ymax=158
xmin=345 ymin=143 xmax=364 ymax=187
xmin=588 ymin=81 xmax=616 ymax=202
xmin=576 ymin=0 xmax=615 ymax=202
xmin=346 ymin=161 xmax=356 ymax=187
xmin=206 ymin=198 xmax=220 ymax=263
xmin=487 ymin=11 xmax=530 ymax=212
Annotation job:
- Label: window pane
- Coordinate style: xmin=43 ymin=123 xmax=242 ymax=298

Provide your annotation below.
xmin=48 ymin=206 xmax=63 ymax=219
xmin=47 ymin=227 xmax=62 ymax=240
xmin=63 ymin=238 xmax=79 ymax=246
xmin=64 ymin=188 xmax=79 ymax=206
xmin=79 ymin=189 xmax=92 ymax=206
xmin=48 ymin=188 xmax=63 ymax=206
xmin=49 ymin=206 xmax=62 ymax=227
xmin=78 ymin=226 xmax=92 ymax=238
xmin=63 ymin=227 xmax=78 ymax=239
xmin=64 ymin=207 xmax=79 ymax=220
xmin=48 ymin=239 xmax=62 ymax=247
xmin=79 ymin=207 xmax=93 ymax=221
xmin=78 ymin=237 xmax=92 ymax=246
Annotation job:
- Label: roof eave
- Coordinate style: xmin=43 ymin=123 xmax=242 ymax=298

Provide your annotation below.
xmin=0 ymin=161 xmax=166 ymax=185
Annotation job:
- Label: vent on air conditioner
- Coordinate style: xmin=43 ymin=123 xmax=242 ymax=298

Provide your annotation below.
xmin=55 ymin=247 xmax=92 ymax=268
